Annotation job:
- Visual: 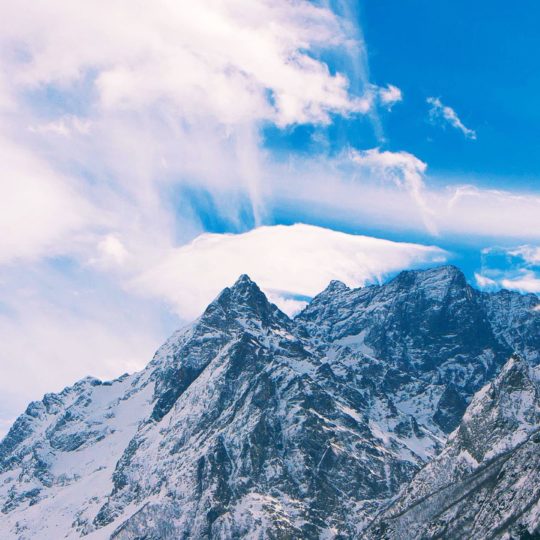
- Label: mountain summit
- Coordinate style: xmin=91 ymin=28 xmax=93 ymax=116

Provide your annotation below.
xmin=1 ymin=266 xmax=539 ymax=539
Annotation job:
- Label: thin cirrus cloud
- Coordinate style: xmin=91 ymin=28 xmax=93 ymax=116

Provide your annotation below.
xmin=427 ymin=97 xmax=477 ymax=140
xmin=349 ymin=148 xmax=435 ymax=234
xmin=270 ymin=150 xmax=540 ymax=243
xmin=0 ymin=259 xmax=172 ymax=437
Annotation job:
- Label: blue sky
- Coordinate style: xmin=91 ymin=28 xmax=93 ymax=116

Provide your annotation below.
xmin=365 ymin=0 xmax=540 ymax=183
xmin=0 ymin=0 xmax=539 ymax=431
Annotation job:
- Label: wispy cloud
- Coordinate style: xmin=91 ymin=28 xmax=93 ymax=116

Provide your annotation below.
xmin=475 ymin=244 xmax=540 ymax=294
xmin=500 ymin=272 xmax=540 ymax=293
xmin=0 ymin=260 xmax=172 ymax=433
xmin=0 ymin=0 xmax=372 ymax=269
xmin=350 ymin=148 xmax=435 ymax=234
xmin=270 ymin=155 xmax=540 ymax=241
xmin=507 ymin=245 xmax=540 ymax=265
xmin=427 ymin=97 xmax=477 ymax=140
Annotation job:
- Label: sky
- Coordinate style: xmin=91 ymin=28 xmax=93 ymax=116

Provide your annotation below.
xmin=1 ymin=0 xmax=540 ymax=434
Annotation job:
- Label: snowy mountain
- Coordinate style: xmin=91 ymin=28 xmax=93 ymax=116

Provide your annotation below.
xmin=1 ymin=266 xmax=539 ymax=539
xmin=365 ymin=355 xmax=540 ymax=539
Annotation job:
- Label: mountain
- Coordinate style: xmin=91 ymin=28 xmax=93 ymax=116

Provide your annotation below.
xmin=365 ymin=355 xmax=540 ymax=539
xmin=0 ymin=266 xmax=539 ymax=539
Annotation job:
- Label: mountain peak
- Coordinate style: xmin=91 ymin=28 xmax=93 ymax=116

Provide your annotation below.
xmin=397 ymin=264 xmax=464 ymax=280
xmin=221 ymin=273 xmax=267 ymax=307
xmin=232 ymin=273 xmax=255 ymax=288
xmin=489 ymin=353 xmax=533 ymax=395
xmin=390 ymin=264 xmax=467 ymax=294
xmin=198 ymin=274 xmax=290 ymax=332
xmin=325 ymin=279 xmax=349 ymax=292
xmin=454 ymin=354 xmax=539 ymax=463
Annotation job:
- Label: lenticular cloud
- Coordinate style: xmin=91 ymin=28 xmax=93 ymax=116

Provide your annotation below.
xmin=133 ymin=223 xmax=448 ymax=318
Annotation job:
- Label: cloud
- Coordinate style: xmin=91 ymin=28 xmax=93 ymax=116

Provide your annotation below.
xmin=427 ymin=97 xmax=476 ymax=140
xmin=474 ymin=272 xmax=497 ymax=289
xmin=0 ymin=261 xmax=173 ymax=436
xmin=378 ymin=84 xmax=402 ymax=108
xmin=0 ymin=0 xmax=373 ymax=270
xmin=133 ymin=223 xmax=447 ymax=319
xmin=475 ymin=244 xmax=540 ymax=294
xmin=2 ymin=1 xmax=366 ymax=127
xmin=90 ymin=235 xmax=130 ymax=269
xmin=268 ymin=154 xmax=540 ymax=241
xmin=500 ymin=272 xmax=540 ymax=293
xmin=28 ymin=115 xmax=92 ymax=136
xmin=0 ymin=134 xmax=97 ymax=264
xmin=349 ymin=148 xmax=436 ymax=234
xmin=507 ymin=245 xmax=540 ymax=265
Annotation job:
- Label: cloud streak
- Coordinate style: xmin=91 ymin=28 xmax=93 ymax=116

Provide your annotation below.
xmin=350 ymin=148 xmax=436 ymax=234
xmin=427 ymin=97 xmax=477 ymax=140
xmin=270 ymin=153 xmax=540 ymax=241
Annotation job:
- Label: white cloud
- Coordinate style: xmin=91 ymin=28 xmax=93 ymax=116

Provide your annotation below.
xmin=0 ymin=0 xmax=373 ymax=271
xmin=269 ymin=155 xmax=540 ymax=241
xmin=92 ymin=235 xmax=130 ymax=268
xmin=500 ymin=272 xmax=540 ymax=293
xmin=0 ymin=0 xmax=365 ymax=127
xmin=440 ymin=186 xmax=540 ymax=238
xmin=350 ymin=148 xmax=436 ymax=234
xmin=475 ymin=272 xmax=497 ymax=288
xmin=379 ymin=84 xmax=402 ymax=108
xmin=133 ymin=223 xmax=447 ymax=318
xmin=427 ymin=97 xmax=476 ymax=140
xmin=28 ymin=115 xmax=92 ymax=136
xmin=475 ymin=245 xmax=540 ymax=295
xmin=507 ymin=245 xmax=540 ymax=265
xmin=0 ymin=135 xmax=97 ymax=264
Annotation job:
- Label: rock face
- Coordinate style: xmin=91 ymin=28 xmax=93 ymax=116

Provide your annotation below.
xmin=365 ymin=356 xmax=540 ymax=540
xmin=0 ymin=266 xmax=539 ymax=539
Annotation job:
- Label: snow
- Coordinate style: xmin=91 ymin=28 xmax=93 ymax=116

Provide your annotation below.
xmin=2 ymin=266 xmax=539 ymax=539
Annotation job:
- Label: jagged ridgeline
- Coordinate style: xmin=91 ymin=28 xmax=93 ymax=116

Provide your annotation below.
xmin=1 ymin=266 xmax=539 ymax=539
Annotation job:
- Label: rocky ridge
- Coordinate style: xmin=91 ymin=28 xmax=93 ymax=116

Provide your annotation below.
xmin=365 ymin=355 xmax=540 ymax=539
xmin=0 ymin=266 xmax=539 ymax=539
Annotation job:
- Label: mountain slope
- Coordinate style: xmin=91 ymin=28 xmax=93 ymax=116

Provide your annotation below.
xmin=365 ymin=355 xmax=540 ymax=540
xmin=1 ymin=266 xmax=539 ymax=539
xmin=296 ymin=265 xmax=539 ymax=434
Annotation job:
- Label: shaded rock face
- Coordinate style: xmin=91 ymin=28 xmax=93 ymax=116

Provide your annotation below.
xmin=296 ymin=265 xmax=539 ymax=433
xmin=365 ymin=356 xmax=540 ymax=540
xmin=0 ymin=266 xmax=539 ymax=539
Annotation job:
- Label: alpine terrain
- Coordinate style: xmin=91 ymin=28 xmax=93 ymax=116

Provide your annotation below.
xmin=1 ymin=265 xmax=539 ymax=539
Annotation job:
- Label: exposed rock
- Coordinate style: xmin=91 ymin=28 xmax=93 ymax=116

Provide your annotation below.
xmin=0 ymin=267 xmax=539 ymax=539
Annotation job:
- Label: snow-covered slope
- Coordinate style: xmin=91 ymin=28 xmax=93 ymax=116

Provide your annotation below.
xmin=366 ymin=355 xmax=540 ymax=539
xmin=1 ymin=266 xmax=539 ymax=539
